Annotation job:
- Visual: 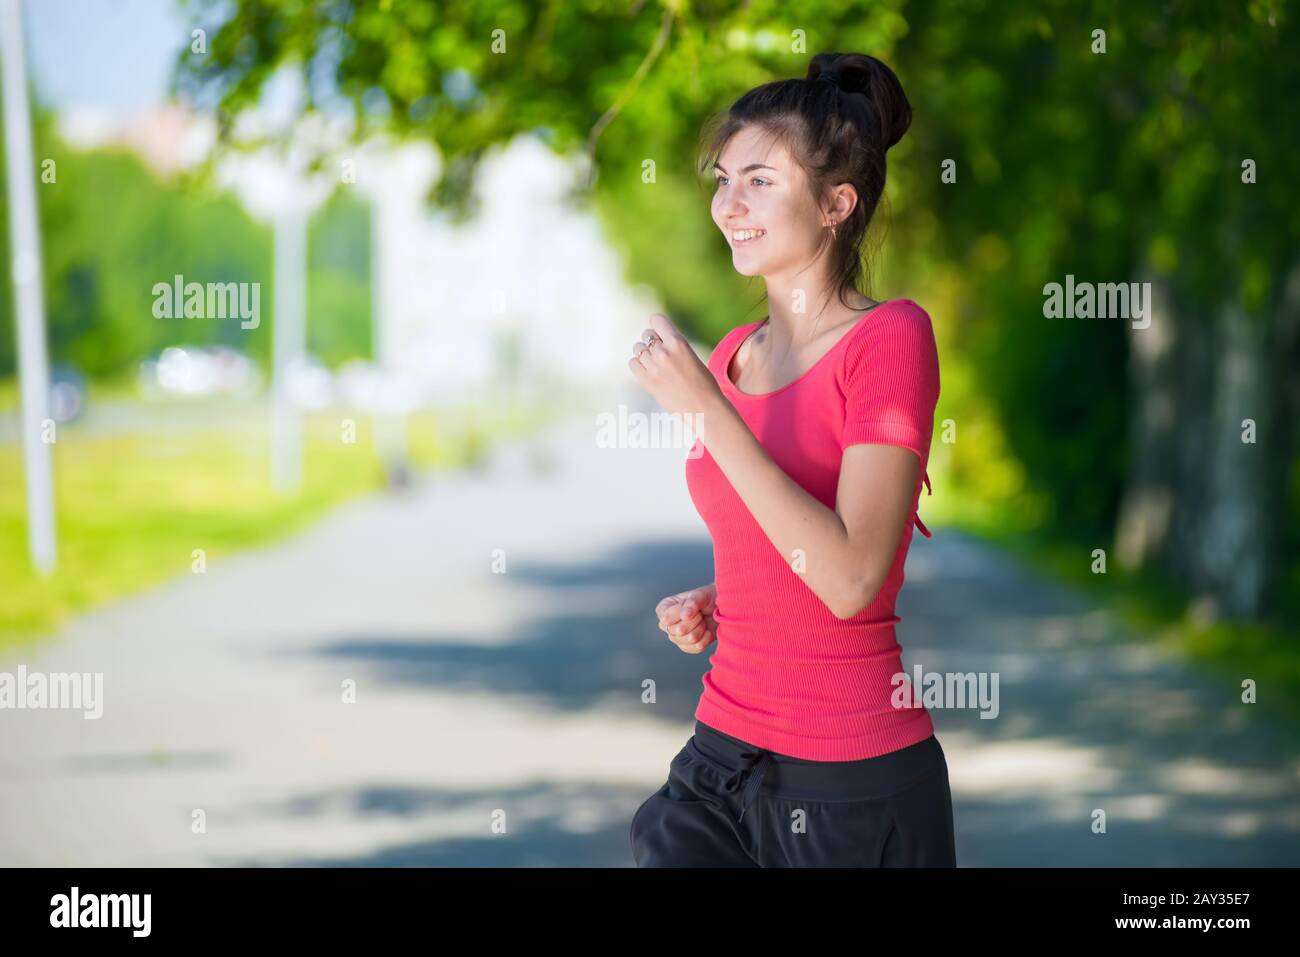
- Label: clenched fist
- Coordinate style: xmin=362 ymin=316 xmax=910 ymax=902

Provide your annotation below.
xmin=655 ymin=583 xmax=718 ymax=654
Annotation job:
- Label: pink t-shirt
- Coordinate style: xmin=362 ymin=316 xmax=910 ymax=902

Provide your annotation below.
xmin=684 ymin=298 xmax=940 ymax=761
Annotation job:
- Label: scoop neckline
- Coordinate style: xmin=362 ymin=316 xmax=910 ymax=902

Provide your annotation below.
xmin=722 ymin=298 xmax=903 ymax=399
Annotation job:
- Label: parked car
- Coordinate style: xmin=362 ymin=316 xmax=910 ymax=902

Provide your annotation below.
xmin=48 ymin=361 xmax=87 ymax=423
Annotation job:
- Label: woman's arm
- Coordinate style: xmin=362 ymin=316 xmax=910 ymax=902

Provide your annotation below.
xmin=698 ymin=396 xmax=916 ymax=619
xmin=625 ymin=310 xmax=926 ymax=619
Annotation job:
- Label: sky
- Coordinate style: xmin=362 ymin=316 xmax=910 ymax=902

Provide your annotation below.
xmin=25 ymin=0 xmax=185 ymax=121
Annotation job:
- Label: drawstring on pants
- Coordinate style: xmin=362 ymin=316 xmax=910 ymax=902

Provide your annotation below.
xmin=689 ymin=738 xmax=774 ymax=824
xmin=729 ymin=749 xmax=774 ymax=823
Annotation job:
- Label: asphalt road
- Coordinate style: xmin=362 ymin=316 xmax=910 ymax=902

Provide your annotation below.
xmin=1 ymin=382 xmax=1297 ymax=866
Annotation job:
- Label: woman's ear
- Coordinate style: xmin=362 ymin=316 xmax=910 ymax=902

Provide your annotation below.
xmin=817 ymin=185 xmax=857 ymax=229
xmin=830 ymin=182 xmax=859 ymax=221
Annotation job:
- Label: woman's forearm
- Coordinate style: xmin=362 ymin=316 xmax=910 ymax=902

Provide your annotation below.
xmin=697 ymin=397 xmax=862 ymax=618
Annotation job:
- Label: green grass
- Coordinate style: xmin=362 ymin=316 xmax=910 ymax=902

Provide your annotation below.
xmin=926 ymin=473 xmax=1300 ymax=733
xmin=0 ymin=397 xmax=554 ymax=649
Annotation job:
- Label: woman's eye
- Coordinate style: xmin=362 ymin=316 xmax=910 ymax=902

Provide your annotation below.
xmin=714 ymin=176 xmax=727 ymax=187
xmin=752 ymin=177 xmax=770 ymax=187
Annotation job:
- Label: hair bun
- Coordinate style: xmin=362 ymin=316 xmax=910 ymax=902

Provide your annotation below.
xmin=810 ymin=62 xmax=863 ymax=96
xmin=807 ymin=52 xmax=912 ymax=150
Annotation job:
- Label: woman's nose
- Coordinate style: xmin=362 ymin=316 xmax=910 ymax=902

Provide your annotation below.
xmin=717 ymin=192 xmax=747 ymax=219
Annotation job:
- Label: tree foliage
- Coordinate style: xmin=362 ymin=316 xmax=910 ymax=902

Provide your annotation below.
xmin=9 ymin=0 xmax=1292 ymax=614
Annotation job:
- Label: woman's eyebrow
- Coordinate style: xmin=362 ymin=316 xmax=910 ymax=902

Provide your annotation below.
xmin=713 ymin=162 xmax=779 ymax=174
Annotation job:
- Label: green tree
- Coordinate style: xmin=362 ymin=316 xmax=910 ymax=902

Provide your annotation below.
xmin=1 ymin=115 xmax=372 ymax=379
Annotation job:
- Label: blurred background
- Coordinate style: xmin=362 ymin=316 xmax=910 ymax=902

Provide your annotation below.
xmin=0 ymin=0 xmax=1297 ymax=867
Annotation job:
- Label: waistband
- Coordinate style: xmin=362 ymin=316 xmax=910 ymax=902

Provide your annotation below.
xmin=689 ymin=720 xmax=946 ymax=824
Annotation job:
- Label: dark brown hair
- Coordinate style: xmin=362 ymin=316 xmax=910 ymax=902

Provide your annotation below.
xmin=697 ymin=52 xmax=912 ymax=316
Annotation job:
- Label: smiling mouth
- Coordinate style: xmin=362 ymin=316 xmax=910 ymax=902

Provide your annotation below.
xmin=731 ymin=228 xmax=767 ymax=246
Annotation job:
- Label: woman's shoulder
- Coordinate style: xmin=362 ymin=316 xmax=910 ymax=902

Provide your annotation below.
xmin=851 ymin=297 xmax=934 ymax=346
xmin=839 ymin=298 xmax=939 ymax=382
xmin=867 ymin=297 xmax=931 ymax=328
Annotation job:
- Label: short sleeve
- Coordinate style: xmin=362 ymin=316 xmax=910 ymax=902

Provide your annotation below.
xmin=839 ymin=301 xmax=940 ymax=463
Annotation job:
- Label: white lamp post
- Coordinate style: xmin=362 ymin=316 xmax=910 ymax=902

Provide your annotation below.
xmin=1 ymin=0 xmax=55 ymax=571
xmin=218 ymin=135 xmax=333 ymax=492
xmin=351 ymin=138 xmax=440 ymax=479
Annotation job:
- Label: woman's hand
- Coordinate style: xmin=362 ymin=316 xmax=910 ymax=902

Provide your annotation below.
xmin=628 ymin=314 xmax=725 ymax=421
xmin=655 ymin=583 xmax=718 ymax=654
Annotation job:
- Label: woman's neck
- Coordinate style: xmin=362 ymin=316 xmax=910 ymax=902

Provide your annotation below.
xmin=762 ymin=287 xmax=877 ymax=346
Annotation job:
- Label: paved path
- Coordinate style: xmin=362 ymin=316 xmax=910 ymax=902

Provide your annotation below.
xmin=1 ymin=382 xmax=1297 ymax=866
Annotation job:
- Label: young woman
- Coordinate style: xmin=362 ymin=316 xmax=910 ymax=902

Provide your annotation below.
xmin=626 ymin=52 xmax=955 ymax=867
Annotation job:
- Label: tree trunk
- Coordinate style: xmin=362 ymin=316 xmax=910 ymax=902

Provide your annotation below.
xmin=1185 ymin=298 xmax=1272 ymax=617
xmin=1159 ymin=274 xmax=1218 ymax=595
xmin=1115 ymin=253 xmax=1296 ymax=620
xmin=1161 ymin=255 xmax=1300 ymax=620
xmin=1114 ymin=265 xmax=1180 ymax=572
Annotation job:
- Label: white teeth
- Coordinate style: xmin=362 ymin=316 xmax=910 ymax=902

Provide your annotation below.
xmin=732 ymin=229 xmax=765 ymax=242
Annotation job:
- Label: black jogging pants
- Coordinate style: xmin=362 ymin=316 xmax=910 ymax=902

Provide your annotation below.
xmin=630 ymin=720 xmax=956 ymax=867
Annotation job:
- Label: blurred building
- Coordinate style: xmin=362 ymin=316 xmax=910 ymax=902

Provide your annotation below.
xmin=59 ymin=102 xmax=657 ymax=409
xmin=362 ymin=133 xmax=654 ymax=407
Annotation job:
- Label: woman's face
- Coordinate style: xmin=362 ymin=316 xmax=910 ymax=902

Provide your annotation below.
xmin=710 ymin=125 xmax=822 ymax=278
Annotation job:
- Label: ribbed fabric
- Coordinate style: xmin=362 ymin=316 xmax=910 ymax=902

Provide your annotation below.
xmin=684 ymin=298 xmax=941 ymax=761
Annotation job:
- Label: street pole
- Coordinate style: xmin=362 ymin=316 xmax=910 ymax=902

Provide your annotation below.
xmin=1 ymin=0 xmax=56 ymax=572
xmin=271 ymin=208 xmax=306 ymax=492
